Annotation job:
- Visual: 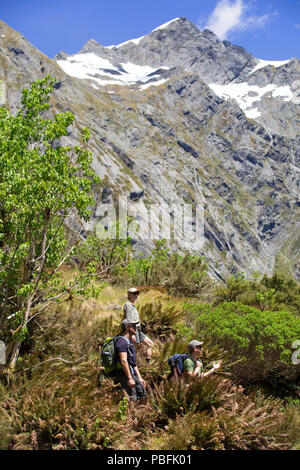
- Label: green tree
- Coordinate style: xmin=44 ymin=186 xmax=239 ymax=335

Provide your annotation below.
xmin=0 ymin=75 xmax=100 ymax=370
xmin=75 ymin=222 xmax=133 ymax=278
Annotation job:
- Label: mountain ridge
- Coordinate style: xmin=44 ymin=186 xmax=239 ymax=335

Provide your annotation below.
xmin=0 ymin=17 xmax=299 ymax=280
xmin=56 ymin=16 xmax=300 ymax=137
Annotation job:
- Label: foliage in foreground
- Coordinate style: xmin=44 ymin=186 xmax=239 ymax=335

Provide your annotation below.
xmin=148 ymin=378 xmax=298 ymax=450
xmin=0 ymin=287 xmax=299 ymax=451
xmin=0 ymin=364 xmax=127 ymax=450
xmin=1 ymin=360 xmax=298 ymax=450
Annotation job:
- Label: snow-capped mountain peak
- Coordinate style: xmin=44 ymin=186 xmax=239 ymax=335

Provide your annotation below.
xmin=106 ymin=17 xmax=184 ymax=49
xmin=56 ymin=17 xmax=299 ymax=136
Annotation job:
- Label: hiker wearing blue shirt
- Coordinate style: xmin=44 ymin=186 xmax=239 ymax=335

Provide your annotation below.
xmin=124 ymin=287 xmax=154 ymax=363
xmin=114 ymin=318 xmax=147 ymax=404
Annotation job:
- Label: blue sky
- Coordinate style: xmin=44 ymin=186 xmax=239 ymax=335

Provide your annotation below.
xmin=1 ymin=0 xmax=300 ymax=60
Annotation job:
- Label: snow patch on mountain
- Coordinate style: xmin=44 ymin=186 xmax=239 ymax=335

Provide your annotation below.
xmin=140 ymin=79 xmax=168 ymax=90
xmin=208 ymin=82 xmax=294 ymax=119
xmin=251 ymin=59 xmax=291 ymax=74
xmin=57 ymin=53 xmax=169 ymax=88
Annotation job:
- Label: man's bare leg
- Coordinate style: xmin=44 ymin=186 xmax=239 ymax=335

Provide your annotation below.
xmin=143 ymin=337 xmax=154 ymax=362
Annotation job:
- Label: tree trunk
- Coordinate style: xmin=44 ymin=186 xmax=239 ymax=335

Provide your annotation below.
xmin=5 ymin=214 xmax=50 ymax=370
xmin=5 ymin=338 xmax=20 ymax=370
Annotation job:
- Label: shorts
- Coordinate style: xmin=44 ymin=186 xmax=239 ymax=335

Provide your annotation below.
xmin=135 ymin=326 xmax=146 ymax=344
xmin=113 ymin=368 xmax=147 ymax=402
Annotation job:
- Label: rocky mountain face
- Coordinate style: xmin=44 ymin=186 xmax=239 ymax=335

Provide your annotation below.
xmin=0 ymin=17 xmax=299 ymax=280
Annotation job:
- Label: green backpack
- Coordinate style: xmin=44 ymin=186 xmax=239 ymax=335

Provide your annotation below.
xmin=100 ymin=336 xmax=119 ymax=375
xmin=100 ymin=335 xmax=131 ymax=377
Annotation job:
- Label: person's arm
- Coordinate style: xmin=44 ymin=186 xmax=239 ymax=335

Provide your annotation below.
xmin=123 ymin=303 xmax=129 ymax=320
xmin=189 ymin=361 xmax=203 ymax=377
xmin=119 ymin=351 xmax=135 ymax=388
xmin=134 ymin=365 xmax=146 ymax=388
xmin=202 ymin=361 xmax=222 ymax=378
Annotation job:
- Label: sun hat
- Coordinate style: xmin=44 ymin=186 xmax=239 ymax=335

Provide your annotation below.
xmin=127 ymin=287 xmax=140 ymax=294
xmin=188 ymin=340 xmax=204 ymax=352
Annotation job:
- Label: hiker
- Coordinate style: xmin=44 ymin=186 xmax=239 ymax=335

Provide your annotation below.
xmin=168 ymin=340 xmax=222 ymax=380
xmin=113 ymin=318 xmax=147 ymax=405
xmin=184 ymin=340 xmax=222 ymax=378
xmin=123 ymin=287 xmax=154 ymax=363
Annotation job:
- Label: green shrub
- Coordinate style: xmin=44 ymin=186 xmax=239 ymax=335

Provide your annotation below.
xmin=147 ymin=253 xmax=213 ymax=298
xmin=214 ymin=274 xmax=259 ymax=305
xmin=74 ymin=231 xmax=132 ymax=278
xmin=261 ymin=274 xmax=300 ymax=314
xmin=114 ymin=240 xmax=213 ymax=298
xmin=185 ymin=301 xmax=300 ymax=390
xmin=214 ymin=273 xmax=300 ymax=314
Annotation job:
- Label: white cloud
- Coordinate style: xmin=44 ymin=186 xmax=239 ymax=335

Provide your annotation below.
xmin=202 ymin=0 xmax=272 ymax=40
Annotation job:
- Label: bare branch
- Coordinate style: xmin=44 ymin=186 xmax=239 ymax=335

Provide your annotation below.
xmin=15 ymin=355 xmax=87 ymax=374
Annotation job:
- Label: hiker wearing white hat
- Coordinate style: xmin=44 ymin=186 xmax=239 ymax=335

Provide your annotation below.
xmin=123 ymin=287 xmax=154 ymax=363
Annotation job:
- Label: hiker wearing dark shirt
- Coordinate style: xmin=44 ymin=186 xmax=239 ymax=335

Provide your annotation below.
xmin=123 ymin=287 xmax=154 ymax=363
xmin=183 ymin=340 xmax=222 ymax=378
xmin=114 ymin=318 xmax=147 ymax=404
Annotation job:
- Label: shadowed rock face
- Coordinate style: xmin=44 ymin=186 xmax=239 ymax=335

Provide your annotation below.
xmin=0 ymin=18 xmax=300 ymax=280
